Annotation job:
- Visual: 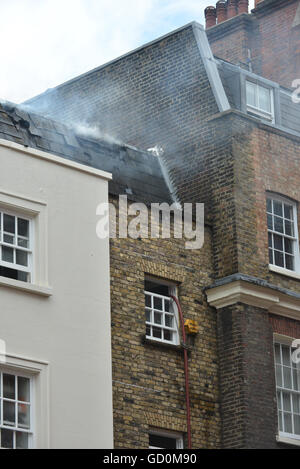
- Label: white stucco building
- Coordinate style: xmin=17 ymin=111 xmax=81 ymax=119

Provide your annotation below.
xmin=0 ymin=138 xmax=113 ymax=448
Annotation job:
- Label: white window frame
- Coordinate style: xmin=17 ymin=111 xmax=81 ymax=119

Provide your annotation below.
xmin=0 ymin=190 xmax=52 ymax=296
xmin=0 ymin=209 xmax=33 ymax=283
xmin=149 ymin=429 xmax=184 ymax=449
xmin=0 ymin=353 xmax=50 ymax=449
xmin=267 ymin=194 xmax=300 ymax=273
xmin=0 ymin=370 xmax=34 ymax=449
xmin=274 ymin=336 xmax=300 ymax=442
xmin=144 ymin=281 xmax=179 ymax=346
xmin=246 ymin=80 xmax=275 ymax=123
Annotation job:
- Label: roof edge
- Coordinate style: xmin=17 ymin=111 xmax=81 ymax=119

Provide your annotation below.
xmin=192 ymin=23 xmax=230 ymax=113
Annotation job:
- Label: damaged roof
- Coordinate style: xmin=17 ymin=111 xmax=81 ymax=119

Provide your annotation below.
xmin=0 ymin=102 xmax=172 ymax=204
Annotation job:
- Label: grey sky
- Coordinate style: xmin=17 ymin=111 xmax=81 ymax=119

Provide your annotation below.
xmin=0 ymin=0 xmax=255 ymax=103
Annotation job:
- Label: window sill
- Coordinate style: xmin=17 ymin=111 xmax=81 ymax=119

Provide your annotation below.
xmin=276 ymin=435 xmax=300 ymax=447
xmin=0 ymin=276 xmax=53 ymax=297
xmin=269 ymin=265 xmax=300 ymax=281
xmin=142 ymin=336 xmax=182 ymax=351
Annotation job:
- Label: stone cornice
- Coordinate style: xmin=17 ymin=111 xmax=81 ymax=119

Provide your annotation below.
xmin=206 ymin=273 xmax=300 ymax=320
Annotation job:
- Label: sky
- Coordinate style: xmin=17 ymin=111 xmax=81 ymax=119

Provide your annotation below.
xmin=0 ymin=0 xmax=255 ymax=103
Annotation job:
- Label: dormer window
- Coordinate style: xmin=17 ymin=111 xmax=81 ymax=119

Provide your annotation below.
xmin=246 ymin=80 xmax=274 ymax=122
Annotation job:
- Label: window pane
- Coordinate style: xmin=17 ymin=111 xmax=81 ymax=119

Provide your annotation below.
xmin=258 ymin=85 xmax=271 ymax=113
xmin=283 ymin=367 xmax=292 ymax=389
xmin=16 ymin=431 xmax=28 ymax=449
xmin=145 ymin=309 xmax=150 ymax=322
xmin=18 ymin=377 xmax=30 ymax=403
xmin=163 ymin=330 xmax=172 ymax=342
xmin=274 ymin=216 xmax=284 ymax=233
xmin=285 ymin=220 xmax=294 ymax=237
xmin=154 ymin=312 xmax=162 ymax=325
xmin=278 ymin=411 xmax=283 ymax=432
xmin=284 ymin=204 xmax=293 ymax=220
xmin=17 ymin=218 xmax=29 ymax=238
xmin=1 ymin=429 xmax=14 ymax=449
xmin=153 ymin=297 xmax=162 ymax=311
xmin=284 ymin=238 xmax=293 ymax=254
xmin=3 ymin=233 xmax=14 ymax=244
xmin=282 ymin=392 xmax=291 ymax=411
xmin=282 ymin=346 xmax=291 ymax=366
xmin=276 ymin=364 xmax=282 ymax=387
xmin=3 ymin=374 xmax=15 ymax=399
xmin=3 ymin=401 xmax=16 ymax=426
xmin=292 ymin=394 xmax=300 ymax=414
xmin=2 ymin=246 xmax=14 ymax=263
xmin=152 ymin=327 xmax=162 ymax=339
xmin=267 ymin=199 xmax=272 ymax=213
xmin=274 ymin=234 xmax=283 ymax=251
xmin=275 ymin=344 xmax=281 ymax=364
xmin=165 ymin=314 xmax=173 ymax=328
xmin=246 ymin=81 xmax=256 ymax=107
xmin=3 ymin=214 xmax=15 ymax=234
xmin=18 ymin=404 xmax=30 ymax=429
xmin=294 ymin=415 xmax=300 ymax=435
xmin=274 ymin=201 xmax=283 ymax=217
xmin=146 ymin=325 xmax=151 ymax=337
xmin=285 ymin=254 xmax=294 ymax=271
xmin=269 ymin=248 xmax=273 ymax=264
xmin=145 ymin=295 xmax=151 ymax=308
xmin=268 ymin=233 xmax=273 ymax=248
xmin=284 ymin=412 xmax=293 ymax=434
xmin=267 ymin=214 xmax=273 ymax=230
xmin=164 ymin=299 xmax=170 ymax=312
xmin=16 ymin=250 xmax=28 ymax=267
xmin=274 ymin=250 xmax=284 ymax=267
xmin=18 ymin=238 xmax=28 ymax=248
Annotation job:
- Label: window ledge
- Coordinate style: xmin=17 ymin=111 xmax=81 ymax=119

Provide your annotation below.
xmin=276 ymin=435 xmax=300 ymax=447
xmin=0 ymin=276 xmax=52 ymax=297
xmin=142 ymin=336 xmax=182 ymax=351
xmin=269 ymin=265 xmax=300 ymax=281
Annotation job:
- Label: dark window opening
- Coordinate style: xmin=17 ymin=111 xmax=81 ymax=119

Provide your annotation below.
xmin=149 ymin=433 xmax=177 ymax=449
xmin=144 ymin=280 xmax=169 ymax=296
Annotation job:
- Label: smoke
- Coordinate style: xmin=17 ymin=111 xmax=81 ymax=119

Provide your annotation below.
xmin=73 ymin=123 xmax=122 ymax=145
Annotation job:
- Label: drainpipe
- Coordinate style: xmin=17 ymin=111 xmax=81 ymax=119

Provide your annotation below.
xmin=170 ymin=295 xmax=192 ymax=449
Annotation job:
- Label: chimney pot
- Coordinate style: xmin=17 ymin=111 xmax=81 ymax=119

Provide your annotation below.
xmin=227 ymin=0 xmax=237 ymax=19
xmin=254 ymin=0 xmax=263 ymax=6
xmin=205 ymin=6 xmax=217 ymax=28
xmin=237 ymin=0 xmax=249 ymax=14
xmin=216 ymin=0 xmax=227 ymax=24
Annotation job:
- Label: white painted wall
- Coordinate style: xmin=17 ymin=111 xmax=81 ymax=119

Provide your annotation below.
xmin=0 ymin=141 xmax=113 ymax=448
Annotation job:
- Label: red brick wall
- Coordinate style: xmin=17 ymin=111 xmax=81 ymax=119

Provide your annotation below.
xmin=269 ymin=314 xmax=300 ymax=337
xmin=208 ymin=0 xmax=300 ymax=88
xmin=253 ymin=0 xmax=299 ymax=88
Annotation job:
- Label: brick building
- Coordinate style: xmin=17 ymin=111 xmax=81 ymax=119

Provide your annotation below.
xmin=0 ymin=0 xmax=299 ymax=449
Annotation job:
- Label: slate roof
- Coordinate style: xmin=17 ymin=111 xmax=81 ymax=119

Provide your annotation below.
xmin=0 ymin=102 xmax=172 ymax=204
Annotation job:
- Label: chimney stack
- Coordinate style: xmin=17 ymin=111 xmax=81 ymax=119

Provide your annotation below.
xmin=205 ymin=6 xmax=217 ymax=28
xmin=237 ymin=0 xmax=249 ymax=14
xmin=216 ymin=1 xmax=227 ymax=24
xmin=227 ymin=0 xmax=237 ymax=19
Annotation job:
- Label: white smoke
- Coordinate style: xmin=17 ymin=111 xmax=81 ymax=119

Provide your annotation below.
xmin=73 ymin=123 xmax=122 ymax=145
